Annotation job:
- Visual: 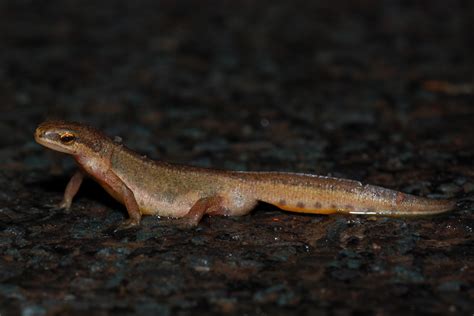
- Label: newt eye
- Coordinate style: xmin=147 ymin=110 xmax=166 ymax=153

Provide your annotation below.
xmin=60 ymin=133 xmax=76 ymax=145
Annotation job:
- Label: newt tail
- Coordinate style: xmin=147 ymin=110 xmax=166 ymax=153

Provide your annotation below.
xmin=239 ymin=172 xmax=456 ymax=216
xmin=34 ymin=120 xmax=456 ymax=228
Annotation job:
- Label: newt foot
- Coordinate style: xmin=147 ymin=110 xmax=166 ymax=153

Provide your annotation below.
xmin=114 ymin=218 xmax=141 ymax=233
xmin=44 ymin=201 xmax=71 ymax=213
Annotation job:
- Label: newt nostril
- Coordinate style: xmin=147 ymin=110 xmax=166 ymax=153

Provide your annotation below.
xmin=34 ymin=129 xmax=45 ymax=139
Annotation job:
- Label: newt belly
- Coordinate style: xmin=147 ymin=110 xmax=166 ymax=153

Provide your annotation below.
xmin=34 ymin=120 xmax=457 ymax=229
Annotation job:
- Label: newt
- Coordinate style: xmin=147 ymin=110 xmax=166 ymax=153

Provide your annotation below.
xmin=34 ymin=120 xmax=456 ymax=229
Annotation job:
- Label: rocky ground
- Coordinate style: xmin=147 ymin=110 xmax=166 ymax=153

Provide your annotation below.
xmin=0 ymin=1 xmax=473 ymax=315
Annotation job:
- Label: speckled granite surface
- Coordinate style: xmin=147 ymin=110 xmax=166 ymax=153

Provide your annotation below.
xmin=0 ymin=1 xmax=473 ymax=315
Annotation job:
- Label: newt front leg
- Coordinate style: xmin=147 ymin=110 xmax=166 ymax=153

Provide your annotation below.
xmin=57 ymin=169 xmax=141 ymax=229
xmin=58 ymin=170 xmax=84 ymax=211
xmin=102 ymin=169 xmax=142 ymax=229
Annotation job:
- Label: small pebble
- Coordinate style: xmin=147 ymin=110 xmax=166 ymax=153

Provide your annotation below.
xmin=462 ymin=182 xmax=474 ymax=193
xmin=438 ymin=183 xmax=462 ymax=195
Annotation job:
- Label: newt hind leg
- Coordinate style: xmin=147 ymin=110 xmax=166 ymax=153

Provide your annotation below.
xmin=181 ymin=196 xmax=224 ymax=227
xmin=182 ymin=194 xmax=257 ymax=227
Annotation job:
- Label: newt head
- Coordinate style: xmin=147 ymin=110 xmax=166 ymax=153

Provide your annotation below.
xmin=35 ymin=120 xmax=108 ymax=156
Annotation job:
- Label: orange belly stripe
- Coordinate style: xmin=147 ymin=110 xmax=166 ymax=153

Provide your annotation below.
xmin=275 ymin=204 xmax=338 ymax=215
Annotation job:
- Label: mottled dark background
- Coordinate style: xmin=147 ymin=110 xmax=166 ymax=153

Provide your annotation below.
xmin=0 ymin=1 xmax=473 ymax=315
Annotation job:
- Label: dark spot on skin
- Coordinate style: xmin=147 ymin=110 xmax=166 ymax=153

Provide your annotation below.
xmin=297 ymin=202 xmax=305 ymax=208
xmin=279 ymin=199 xmax=286 ymax=206
xmin=314 ymin=202 xmax=322 ymax=208
xmin=396 ymin=192 xmax=405 ymax=205
xmin=91 ymin=140 xmax=103 ymax=152
xmin=330 ymin=204 xmax=337 ymax=210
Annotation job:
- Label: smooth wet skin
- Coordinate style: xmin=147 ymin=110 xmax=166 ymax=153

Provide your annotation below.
xmin=34 ymin=120 xmax=456 ymax=228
